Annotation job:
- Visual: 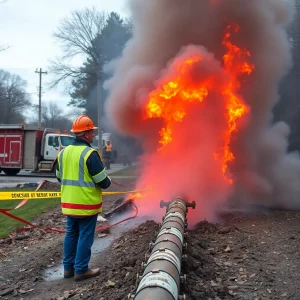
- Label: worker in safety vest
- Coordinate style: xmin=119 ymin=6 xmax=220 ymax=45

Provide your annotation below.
xmin=55 ymin=115 xmax=111 ymax=281
xmin=103 ymin=139 xmax=113 ymax=169
xmin=104 ymin=140 xmax=113 ymax=156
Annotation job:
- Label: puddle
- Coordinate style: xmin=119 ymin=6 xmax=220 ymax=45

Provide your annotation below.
xmin=43 ymin=209 xmax=149 ymax=281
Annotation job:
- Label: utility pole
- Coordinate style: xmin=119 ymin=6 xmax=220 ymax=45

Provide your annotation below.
xmin=97 ymin=72 xmax=103 ymax=157
xmin=35 ymin=68 xmax=47 ymax=128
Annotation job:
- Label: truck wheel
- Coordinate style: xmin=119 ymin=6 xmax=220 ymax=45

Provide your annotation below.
xmin=3 ymin=168 xmax=21 ymax=176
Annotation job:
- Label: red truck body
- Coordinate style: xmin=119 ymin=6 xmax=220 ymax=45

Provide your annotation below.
xmin=0 ymin=125 xmax=73 ymax=176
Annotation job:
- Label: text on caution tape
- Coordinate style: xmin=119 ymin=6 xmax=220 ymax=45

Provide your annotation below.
xmin=0 ymin=190 xmax=146 ymax=200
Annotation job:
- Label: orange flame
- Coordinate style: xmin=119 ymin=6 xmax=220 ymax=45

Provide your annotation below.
xmin=220 ymin=24 xmax=254 ymax=180
xmin=125 ymin=193 xmax=144 ymax=201
xmin=146 ymin=56 xmax=211 ymax=147
xmin=145 ymin=23 xmax=254 ymax=182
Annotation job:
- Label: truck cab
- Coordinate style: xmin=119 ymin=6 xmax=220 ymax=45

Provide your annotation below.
xmin=43 ymin=133 xmax=74 ymax=161
xmin=38 ymin=132 xmax=75 ymax=172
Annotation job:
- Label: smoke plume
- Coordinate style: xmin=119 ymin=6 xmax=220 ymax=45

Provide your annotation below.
xmin=104 ymin=0 xmax=298 ymax=224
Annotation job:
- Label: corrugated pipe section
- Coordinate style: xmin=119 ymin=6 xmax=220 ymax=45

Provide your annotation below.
xmin=128 ymin=197 xmax=196 ymax=300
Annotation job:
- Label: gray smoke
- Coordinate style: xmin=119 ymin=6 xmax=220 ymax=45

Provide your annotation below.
xmin=104 ymin=0 xmax=298 ymax=221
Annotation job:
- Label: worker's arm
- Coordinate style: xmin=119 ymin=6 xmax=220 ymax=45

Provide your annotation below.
xmin=55 ymin=159 xmax=61 ymax=183
xmin=87 ymin=150 xmax=111 ymax=189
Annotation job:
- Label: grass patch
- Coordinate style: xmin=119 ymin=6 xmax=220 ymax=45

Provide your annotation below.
xmin=0 ymin=194 xmax=60 ymax=238
xmin=110 ymin=166 xmax=138 ymax=177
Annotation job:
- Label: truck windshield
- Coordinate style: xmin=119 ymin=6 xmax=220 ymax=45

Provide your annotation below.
xmin=61 ymin=136 xmax=75 ymax=146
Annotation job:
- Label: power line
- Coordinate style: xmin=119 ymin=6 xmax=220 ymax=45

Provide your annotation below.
xmin=35 ymin=68 xmax=47 ymax=128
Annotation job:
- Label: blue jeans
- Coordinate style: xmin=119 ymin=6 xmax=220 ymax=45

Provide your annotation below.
xmin=63 ymin=214 xmax=98 ymax=274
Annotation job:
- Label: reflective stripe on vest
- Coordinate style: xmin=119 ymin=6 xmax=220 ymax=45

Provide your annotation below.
xmin=92 ymin=169 xmax=107 ymax=183
xmin=59 ymin=146 xmax=95 ymax=187
xmin=58 ymin=145 xmax=105 ymax=216
xmin=61 ymin=202 xmax=102 ymax=210
xmin=106 ymin=144 xmax=112 ymax=152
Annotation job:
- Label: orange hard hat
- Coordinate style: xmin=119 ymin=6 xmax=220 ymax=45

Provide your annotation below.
xmin=70 ymin=115 xmax=98 ymax=133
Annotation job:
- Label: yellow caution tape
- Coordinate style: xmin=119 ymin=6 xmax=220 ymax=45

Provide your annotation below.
xmin=0 ymin=191 xmax=61 ymax=200
xmin=0 ymin=190 xmax=146 ymax=200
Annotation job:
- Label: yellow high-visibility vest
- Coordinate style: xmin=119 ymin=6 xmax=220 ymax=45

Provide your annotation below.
xmin=106 ymin=144 xmax=112 ymax=152
xmin=56 ymin=145 xmax=107 ymax=216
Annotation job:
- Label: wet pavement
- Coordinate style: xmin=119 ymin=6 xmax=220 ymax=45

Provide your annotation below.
xmin=0 ymin=164 xmax=131 ymax=188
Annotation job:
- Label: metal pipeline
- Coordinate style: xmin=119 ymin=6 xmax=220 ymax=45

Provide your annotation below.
xmin=129 ymin=197 xmax=196 ymax=300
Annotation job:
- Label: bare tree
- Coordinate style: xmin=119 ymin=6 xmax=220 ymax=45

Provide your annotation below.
xmin=49 ymin=58 xmax=84 ymax=88
xmin=0 ymin=70 xmax=31 ymax=123
xmin=30 ymin=101 xmax=73 ymax=130
xmin=49 ymin=7 xmax=106 ymax=88
xmin=40 ymin=101 xmax=63 ymax=128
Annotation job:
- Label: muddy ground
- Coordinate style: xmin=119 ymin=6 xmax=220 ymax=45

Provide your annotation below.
xmin=0 ymin=179 xmax=300 ymax=300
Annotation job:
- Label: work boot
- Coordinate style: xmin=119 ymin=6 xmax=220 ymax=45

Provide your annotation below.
xmin=64 ymin=269 xmax=74 ymax=278
xmin=74 ymin=268 xmax=100 ymax=281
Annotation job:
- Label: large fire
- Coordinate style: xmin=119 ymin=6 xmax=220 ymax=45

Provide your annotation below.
xmin=106 ymin=0 xmax=293 ymax=224
xmin=145 ymin=24 xmax=254 ymax=182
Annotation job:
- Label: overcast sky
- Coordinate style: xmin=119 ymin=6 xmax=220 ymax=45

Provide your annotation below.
xmin=0 ymin=0 xmax=128 ymax=116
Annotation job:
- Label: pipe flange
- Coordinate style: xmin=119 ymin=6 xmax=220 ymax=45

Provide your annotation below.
xmin=147 ymin=248 xmax=181 ymax=274
xmin=157 ymin=227 xmax=184 ymax=244
xmin=135 ymin=270 xmax=178 ymax=300
xmin=163 ymin=219 xmax=185 ymax=231
xmin=168 ymin=201 xmax=186 ymax=212
xmin=164 ymin=212 xmax=185 ymax=225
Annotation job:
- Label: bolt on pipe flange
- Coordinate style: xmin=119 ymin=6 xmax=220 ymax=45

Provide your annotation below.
xmin=180 ymin=274 xmax=187 ymax=283
xmin=183 ymin=242 xmax=188 ymax=251
xmin=149 ymin=242 xmax=154 ymax=251
xmin=180 ymin=274 xmax=187 ymax=291
xmin=135 ymin=273 xmax=142 ymax=287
